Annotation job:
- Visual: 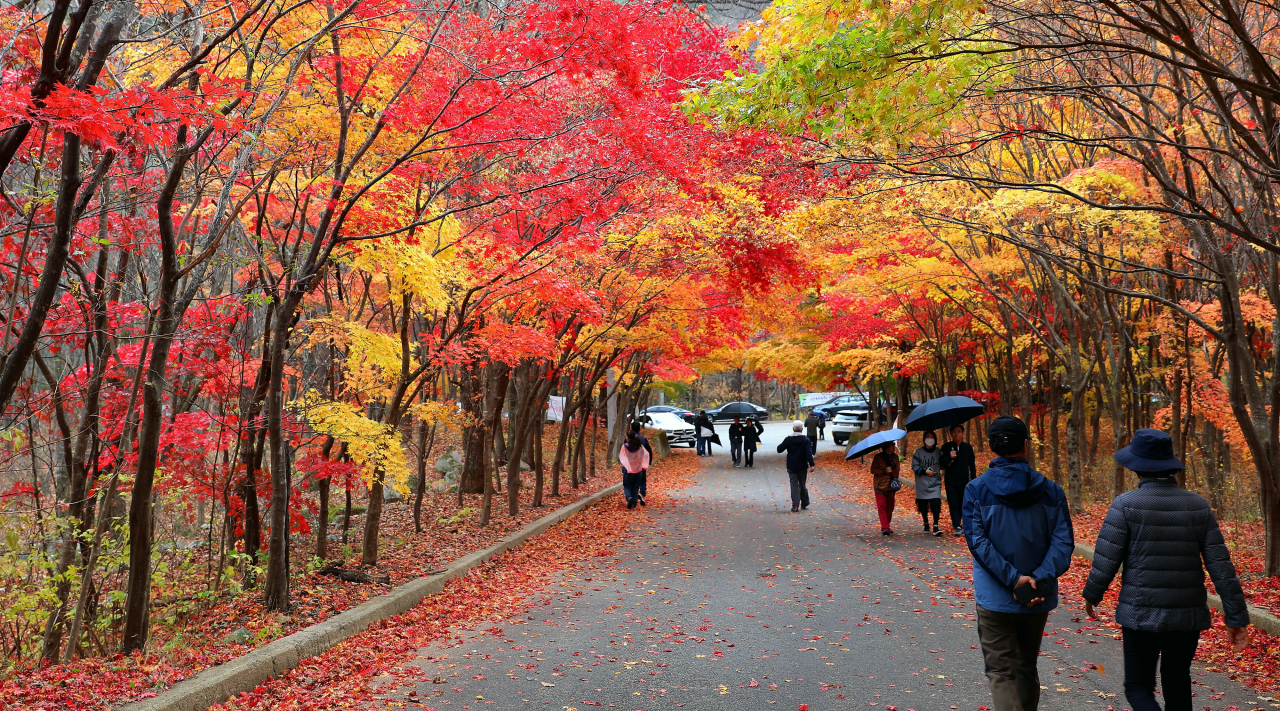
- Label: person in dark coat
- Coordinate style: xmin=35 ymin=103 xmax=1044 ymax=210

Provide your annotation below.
xmin=694 ymin=410 xmax=715 ymax=456
xmin=777 ymin=420 xmax=815 ymax=512
xmin=629 ymin=421 xmax=652 ymax=503
xmin=963 ymin=415 xmax=1074 ymax=711
xmin=1082 ymin=429 xmax=1251 ymax=711
xmin=728 ymin=417 xmax=745 ymax=467
xmin=742 ymin=417 xmax=764 ymax=467
xmin=941 ymin=424 xmax=977 ymax=535
xmin=803 ymin=412 xmax=820 ymax=454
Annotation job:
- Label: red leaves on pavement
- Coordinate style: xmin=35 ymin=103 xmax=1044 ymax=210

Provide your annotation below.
xmin=199 ymin=458 xmax=702 ymax=710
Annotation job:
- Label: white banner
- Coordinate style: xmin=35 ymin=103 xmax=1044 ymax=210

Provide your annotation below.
xmin=546 ymin=395 xmax=565 ymax=421
xmin=799 ymin=391 xmax=850 ymax=408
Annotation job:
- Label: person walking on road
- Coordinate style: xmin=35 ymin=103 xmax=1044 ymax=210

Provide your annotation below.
xmin=941 ymin=424 xmax=977 ymax=535
xmin=803 ymin=411 xmax=820 ymax=454
xmin=694 ymin=410 xmax=715 ymax=456
xmin=728 ymin=417 xmax=745 ymax=467
xmin=619 ymin=433 xmax=650 ymax=509
xmin=963 ymin=415 xmax=1074 ymax=711
xmin=777 ymin=420 xmax=815 ymax=512
xmin=817 ymin=410 xmax=827 ymax=440
xmin=1082 ymin=429 xmax=1251 ymax=711
xmin=629 ymin=421 xmax=653 ymax=503
xmin=742 ymin=417 xmax=764 ymax=467
xmin=912 ymin=430 xmax=944 ymax=536
xmin=871 ymin=441 xmax=900 ymax=535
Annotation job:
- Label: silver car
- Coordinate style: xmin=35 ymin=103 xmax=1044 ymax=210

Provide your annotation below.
xmin=640 ymin=411 xmax=697 ymax=447
xmin=830 ymin=409 xmax=872 ymax=446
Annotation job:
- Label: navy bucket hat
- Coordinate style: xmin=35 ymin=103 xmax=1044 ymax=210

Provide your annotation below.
xmin=1114 ymin=428 xmax=1185 ymax=473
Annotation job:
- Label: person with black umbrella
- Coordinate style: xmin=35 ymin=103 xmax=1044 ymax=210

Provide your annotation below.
xmin=941 ymin=424 xmax=977 ymax=536
xmin=1083 ymin=429 xmax=1250 ymax=711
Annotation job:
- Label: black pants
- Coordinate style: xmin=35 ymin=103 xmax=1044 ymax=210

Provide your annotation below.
xmin=743 ymin=447 xmax=755 ymax=466
xmin=944 ymin=472 xmax=970 ymax=528
xmin=916 ymin=497 xmax=941 ymax=526
xmin=807 ymin=435 xmax=817 ymax=454
xmin=976 ymin=605 xmax=1048 ymax=711
xmin=622 ymin=471 xmax=645 ymax=508
xmin=787 ymin=469 xmax=810 ymax=509
xmin=1122 ymin=627 xmax=1200 ymax=711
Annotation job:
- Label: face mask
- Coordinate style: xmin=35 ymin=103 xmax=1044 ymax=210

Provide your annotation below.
xmin=924 ymin=438 xmax=936 ymax=447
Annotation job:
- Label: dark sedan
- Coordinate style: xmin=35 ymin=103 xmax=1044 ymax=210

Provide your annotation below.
xmin=810 ymin=394 xmax=869 ymax=420
xmin=706 ymin=401 xmax=769 ymax=421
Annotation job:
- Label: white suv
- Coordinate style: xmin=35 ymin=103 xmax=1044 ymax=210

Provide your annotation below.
xmin=830 ymin=409 xmax=871 ymax=446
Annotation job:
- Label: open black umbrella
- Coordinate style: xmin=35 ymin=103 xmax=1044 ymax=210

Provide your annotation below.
xmin=905 ymin=396 xmax=985 ymax=432
xmin=845 ymin=429 xmax=907 ymax=459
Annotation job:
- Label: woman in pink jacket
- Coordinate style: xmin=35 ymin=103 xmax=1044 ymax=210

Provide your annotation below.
xmin=619 ymin=433 xmax=651 ymax=509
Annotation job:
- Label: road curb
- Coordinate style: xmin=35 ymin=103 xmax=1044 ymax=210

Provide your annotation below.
xmin=891 ymin=473 xmax=1280 ymax=636
xmin=121 ymin=482 xmax=624 ymax=711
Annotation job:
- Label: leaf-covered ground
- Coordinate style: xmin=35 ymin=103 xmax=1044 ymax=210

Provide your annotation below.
xmin=824 ymin=450 xmax=1280 ymax=700
xmin=202 ymin=455 xmax=700 ymax=710
xmin=0 ymin=447 xmax=653 ymax=711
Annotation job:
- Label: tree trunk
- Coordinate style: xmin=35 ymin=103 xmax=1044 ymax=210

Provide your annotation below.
xmin=122 ymin=128 xmax=195 ymax=652
xmin=551 ymin=386 xmax=577 ymax=497
xmin=1049 ymin=361 xmax=1061 ymax=483
xmin=1066 ymin=384 xmax=1086 ymax=512
xmin=237 ymin=316 xmax=273 ymax=566
xmin=316 ymin=474 xmax=330 ymax=560
xmin=480 ymin=362 xmax=511 ymax=526
xmin=532 ymin=416 xmax=545 ymax=507
xmin=459 ymin=366 xmax=486 ymax=495
xmin=361 ymin=472 xmax=383 ymax=566
xmin=315 ymin=437 xmax=335 ymax=560
xmin=1201 ymin=420 xmax=1226 ymax=517
xmin=1088 ymin=379 xmax=1103 ymax=466
xmin=413 ymin=422 xmax=436 ymax=533
xmin=263 ymin=294 xmax=304 ymax=611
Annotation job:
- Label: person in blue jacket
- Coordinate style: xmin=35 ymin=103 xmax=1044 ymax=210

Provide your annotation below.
xmin=963 ymin=415 xmax=1074 ymax=711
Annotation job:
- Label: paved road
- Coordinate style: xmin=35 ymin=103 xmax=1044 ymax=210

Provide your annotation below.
xmin=396 ymin=422 xmax=1263 ymax=711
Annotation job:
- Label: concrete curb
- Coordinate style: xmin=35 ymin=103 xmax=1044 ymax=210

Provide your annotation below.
xmin=891 ymin=473 xmax=1280 ymax=636
xmin=122 ymin=482 xmax=624 ymax=711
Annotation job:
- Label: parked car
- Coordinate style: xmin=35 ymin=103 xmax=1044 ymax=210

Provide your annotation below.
xmin=705 ymin=401 xmax=769 ymax=421
xmin=638 ymin=411 xmax=697 ymax=447
xmin=641 ymin=405 xmax=695 ymax=424
xmin=830 ymin=410 xmax=872 ymax=446
xmin=811 ymin=394 xmax=869 ymax=420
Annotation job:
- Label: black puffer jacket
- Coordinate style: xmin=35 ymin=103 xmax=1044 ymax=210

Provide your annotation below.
xmin=1082 ymin=478 xmax=1250 ymax=631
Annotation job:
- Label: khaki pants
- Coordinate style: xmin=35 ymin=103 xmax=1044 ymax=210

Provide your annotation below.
xmin=975 ymin=605 xmax=1048 ymax=710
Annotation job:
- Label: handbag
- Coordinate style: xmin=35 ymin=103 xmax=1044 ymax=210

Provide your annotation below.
xmin=888 ymin=477 xmax=902 ymax=493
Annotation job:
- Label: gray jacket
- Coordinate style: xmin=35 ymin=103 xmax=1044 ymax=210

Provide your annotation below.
xmin=1082 ymin=478 xmax=1250 ymax=631
xmin=911 ymin=446 xmax=942 ymax=499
